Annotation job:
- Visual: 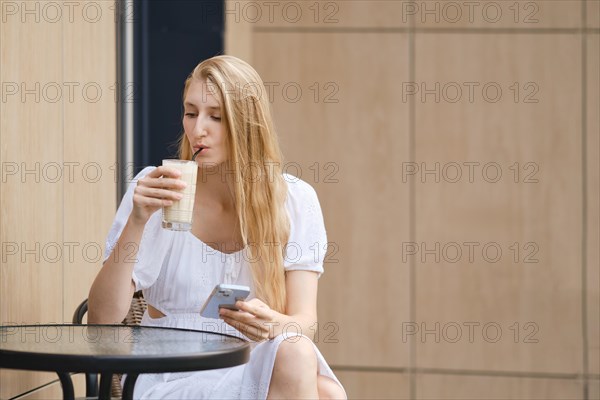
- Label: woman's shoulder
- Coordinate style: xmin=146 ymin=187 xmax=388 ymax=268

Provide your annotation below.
xmin=281 ymin=173 xmax=327 ymax=261
xmin=282 ymin=173 xmax=324 ymax=224
xmin=282 ymin=173 xmax=319 ymax=201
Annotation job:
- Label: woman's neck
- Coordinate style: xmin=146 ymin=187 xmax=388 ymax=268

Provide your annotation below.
xmin=195 ymin=163 xmax=235 ymax=211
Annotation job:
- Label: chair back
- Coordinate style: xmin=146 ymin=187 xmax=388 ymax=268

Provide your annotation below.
xmin=72 ymin=291 xmax=147 ymax=398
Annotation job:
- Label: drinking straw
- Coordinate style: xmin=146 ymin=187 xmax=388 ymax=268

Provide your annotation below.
xmin=192 ymin=149 xmax=202 ymax=161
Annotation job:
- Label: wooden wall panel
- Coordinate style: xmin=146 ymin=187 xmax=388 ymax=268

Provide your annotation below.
xmin=228 ymin=0 xmax=596 ymax=395
xmin=0 ymin=0 xmax=64 ymax=324
xmin=252 ymin=32 xmax=410 ymax=368
xmin=586 ymin=33 xmax=600 ymax=376
xmin=225 ymin=0 xmax=253 ymax=63
xmin=588 ymin=0 xmax=600 ymax=29
xmin=250 ymin=0 xmax=406 ymax=29
xmin=229 ymin=0 xmax=584 ymax=30
xmin=18 ymin=374 xmax=85 ymax=399
xmin=413 ymin=0 xmax=581 ymax=29
xmin=334 ymin=370 xmax=409 ymax=399
xmin=414 ymin=33 xmax=582 ymax=374
xmin=0 ymin=5 xmax=64 ymax=397
xmin=0 ymin=0 xmax=116 ymax=397
xmin=62 ymin=0 xmax=116 ymax=323
xmin=416 ymin=374 xmax=584 ymax=400
xmin=18 ymin=382 xmax=64 ymax=400
xmin=590 ymin=379 xmax=600 ymax=400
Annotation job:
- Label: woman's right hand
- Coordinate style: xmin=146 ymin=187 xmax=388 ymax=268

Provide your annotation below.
xmin=129 ymin=166 xmax=187 ymax=225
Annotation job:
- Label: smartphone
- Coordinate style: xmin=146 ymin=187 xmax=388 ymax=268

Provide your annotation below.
xmin=200 ymin=284 xmax=251 ymax=319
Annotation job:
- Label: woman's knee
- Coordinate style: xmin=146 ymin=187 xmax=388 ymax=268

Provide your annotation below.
xmin=268 ymin=338 xmax=320 ymax=398
xmin=273 ymin=335 xmax=318 ymax=376
xmin=317 ymin=375 xmax=347 ymax=400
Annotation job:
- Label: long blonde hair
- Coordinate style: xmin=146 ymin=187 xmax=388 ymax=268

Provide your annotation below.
xmin=178 ymin=55 xmax=290 ymax=314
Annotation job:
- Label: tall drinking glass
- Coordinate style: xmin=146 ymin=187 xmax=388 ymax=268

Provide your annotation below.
xmin=161 ymin=159 xmax=197 ymax=231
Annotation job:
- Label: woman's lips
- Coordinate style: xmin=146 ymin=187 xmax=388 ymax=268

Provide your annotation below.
xmin=194 ymin=147 xmax=209 ymax=154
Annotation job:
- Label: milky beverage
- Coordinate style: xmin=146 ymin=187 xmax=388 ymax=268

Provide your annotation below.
xmin=161 ymin=159 xmax=198 ymax=231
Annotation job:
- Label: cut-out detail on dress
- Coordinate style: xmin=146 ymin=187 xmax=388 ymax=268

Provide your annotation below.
xmin=147 ymin=304 xmax=166 ymax=319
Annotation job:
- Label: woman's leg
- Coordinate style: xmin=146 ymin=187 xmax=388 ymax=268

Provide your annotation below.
xmin=267 ymin=336 xmax=319 ymax=399
xmin=317 ymin=375 xmax=347 ymax=400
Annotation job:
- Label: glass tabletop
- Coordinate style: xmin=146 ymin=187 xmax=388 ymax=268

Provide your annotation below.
xmin=0 ymin=324 xmax=250 ymax=374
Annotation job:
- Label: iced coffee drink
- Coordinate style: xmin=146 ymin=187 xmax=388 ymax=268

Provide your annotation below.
xmin=162 ymin=159 xmax=198 ymax=231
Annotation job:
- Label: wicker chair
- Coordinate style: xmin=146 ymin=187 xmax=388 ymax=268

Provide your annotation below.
xmin=72 ymin=291 xmax=147 ymax=399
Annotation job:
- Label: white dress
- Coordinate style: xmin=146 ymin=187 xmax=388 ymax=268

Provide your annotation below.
xmin=103 ymin=167 xmax=346 ymax=399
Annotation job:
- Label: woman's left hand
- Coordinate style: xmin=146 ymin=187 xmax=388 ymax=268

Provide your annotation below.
xmin=219 ymin=298 xmax=284 ymax=342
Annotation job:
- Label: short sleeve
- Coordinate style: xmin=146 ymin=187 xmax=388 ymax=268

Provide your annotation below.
xmin=103 ymin=166 xmax=173 ymax=291
xmin=283 ymin=174 xmax=328 ymax=278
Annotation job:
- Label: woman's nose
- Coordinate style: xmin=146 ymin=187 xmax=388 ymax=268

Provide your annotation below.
xmin=193 ymin=119 xmax=208 ymax=137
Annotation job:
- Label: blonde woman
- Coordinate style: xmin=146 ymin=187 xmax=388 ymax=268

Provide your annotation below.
xmin=88 ymin=55 xmax=347 ymax=399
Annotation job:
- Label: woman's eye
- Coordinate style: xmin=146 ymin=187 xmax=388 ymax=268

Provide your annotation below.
xmin=211 ymin=116 xmax=221 ymax=121
xmin=185 ymin=113 xmax=197 ymax=117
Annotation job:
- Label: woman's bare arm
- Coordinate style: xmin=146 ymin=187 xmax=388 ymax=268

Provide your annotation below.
xmin=281 ymin=270 xmax=319 ymax=341
xmin=87 ymin=166 xmax=186 ymax=323
xmin=88 ymin=218 xmax=144 ymax=324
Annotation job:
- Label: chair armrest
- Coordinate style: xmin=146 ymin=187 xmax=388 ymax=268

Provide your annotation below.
xmin=72 ymin=299 xmax=88 ymax=324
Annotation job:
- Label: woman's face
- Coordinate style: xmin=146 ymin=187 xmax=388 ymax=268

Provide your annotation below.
xmin=183 ymin=79 xmax=227 ymax=167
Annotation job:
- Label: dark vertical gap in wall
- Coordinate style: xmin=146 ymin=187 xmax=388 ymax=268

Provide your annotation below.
xmin=138 ymin=0 xmax=149 ymax=167
xmin=408 ymin=13 xmax=417 ymax=400
xmin=133 ymin=0 xmax=224 ymax=172
xmin=60 ymin=0 xmax=65 ymax=325
xmin=581 ymin=0 xmax=589 ymax=399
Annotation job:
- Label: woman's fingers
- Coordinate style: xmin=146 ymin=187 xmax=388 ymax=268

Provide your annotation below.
xmin=220 ymin=308 xmax=272 ymax=330
xmin=134 ymin=167 xmax=188 ymax=206
xmin=138 ymin=177 xmax=187 ymax=190
xmin=147 ymin=165 xmax=182 ymax=179
xmin=140 ymin=167 xmax=187 ymax=191
xmin=135 ymin=186 xmax=184 ymax=201
xmin=221 ymin=316 xmax=269 ymax=341
xmin=220 ymin=308 xmax=252 ymax=324
xmin=132 ymin=193 xmax=174 ymax=207
xmin=236 ymin=301 xmax=272 ymax=319
xmin=129 ymin=166 xmax=190 ymax=223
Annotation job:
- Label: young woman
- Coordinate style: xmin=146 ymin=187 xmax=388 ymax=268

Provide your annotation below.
xmin=88 ymin=55 xmax=347 ymax=399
